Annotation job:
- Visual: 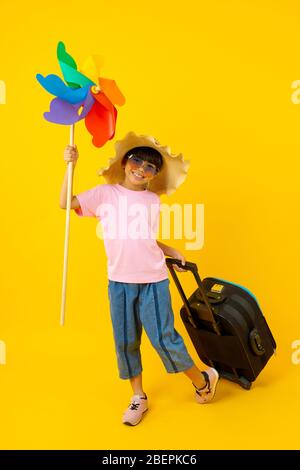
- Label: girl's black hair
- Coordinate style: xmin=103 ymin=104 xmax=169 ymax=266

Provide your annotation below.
xmin=121 ymin=146 xmax=163 ymax=172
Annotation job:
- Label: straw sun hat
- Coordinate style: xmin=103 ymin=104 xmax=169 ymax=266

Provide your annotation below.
xmin=97 ymin=131 xmax=190 ymax=196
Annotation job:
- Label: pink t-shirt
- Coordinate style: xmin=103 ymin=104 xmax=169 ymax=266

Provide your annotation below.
xmin=74 ymin=183 xmax=169 ymax=283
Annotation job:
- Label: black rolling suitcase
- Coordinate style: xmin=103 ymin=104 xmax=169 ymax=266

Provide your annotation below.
xmin=166 ymin=258 xmax=276 ymax=389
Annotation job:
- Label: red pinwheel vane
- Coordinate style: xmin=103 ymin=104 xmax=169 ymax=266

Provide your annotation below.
xmin=36 ymin=42 xmax=125 ymax=325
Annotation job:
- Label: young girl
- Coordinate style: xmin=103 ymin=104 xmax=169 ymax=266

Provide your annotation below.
xmin=60 ymin=132 xmax=219 ymax=426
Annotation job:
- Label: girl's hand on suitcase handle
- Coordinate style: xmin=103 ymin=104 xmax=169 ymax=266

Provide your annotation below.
xmin=168 ymin=249 xmax=187 ymax=272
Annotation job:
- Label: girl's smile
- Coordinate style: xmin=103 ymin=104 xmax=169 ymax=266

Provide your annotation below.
xmin=130 ymin=170 xmax=145 ymax=181
xmin=121 ymin=160 xmax=157 ymax=191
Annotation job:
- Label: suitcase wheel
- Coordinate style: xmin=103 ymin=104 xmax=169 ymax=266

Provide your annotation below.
xmin=219 ymin=371 xmax=252 ymax=390
xmin=239 ymin=376 xmax=252 ymax=390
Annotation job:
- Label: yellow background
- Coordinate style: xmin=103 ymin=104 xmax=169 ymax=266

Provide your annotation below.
xmin=1 ymin=0 xmax=299 ymax=450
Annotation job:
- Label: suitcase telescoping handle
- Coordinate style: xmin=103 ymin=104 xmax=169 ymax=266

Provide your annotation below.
xmin=166 ymin=257 xmax=221 ymax=334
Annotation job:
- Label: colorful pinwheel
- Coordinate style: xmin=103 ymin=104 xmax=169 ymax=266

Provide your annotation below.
xmin=36 ymin=41 xmax=125 ymax=147
xmin=36 ymin=42 xmax=125 ymax=326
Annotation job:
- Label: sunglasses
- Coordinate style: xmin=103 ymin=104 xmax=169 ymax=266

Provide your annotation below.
xmin=127 ymin=154 xmax=159 ymax=177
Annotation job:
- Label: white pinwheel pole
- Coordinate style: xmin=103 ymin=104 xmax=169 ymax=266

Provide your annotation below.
xmin=60 ymin=124 xmax=75 ymax=326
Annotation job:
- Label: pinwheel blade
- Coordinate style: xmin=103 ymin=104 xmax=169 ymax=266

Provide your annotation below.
xmin=99 ymin=77 xmax=126 ymax=106
xmin=57 ymin=42 xmax=95 ymax=88
xmin=92 ymin=90 xmax=115 ymax=111
xmin=80 ymin=55 xmax=105 ymax=86
xmin=85 ymin=100 xmax=117 ymax=147
xmin=44 ymin=93 xmax=94 ymax=125
xmin=36 ymin=74 xmax=90 ymax=104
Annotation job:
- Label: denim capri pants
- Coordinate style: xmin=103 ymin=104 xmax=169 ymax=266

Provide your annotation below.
xmin=107 ymin=278 xmax=195 ymax=379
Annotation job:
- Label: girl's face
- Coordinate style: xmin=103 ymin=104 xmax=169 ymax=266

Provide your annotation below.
xmin=122 ymin=155 xmax=159 ymax=190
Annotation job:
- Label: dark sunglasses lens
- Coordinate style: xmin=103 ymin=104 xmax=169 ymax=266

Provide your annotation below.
xmin=131 ymin=156 xmax=142 ymax=164
xmin=145 ymin=165 xmax=157 ymax=176
xmin=128 ymin=155 xmax=158 ymax=176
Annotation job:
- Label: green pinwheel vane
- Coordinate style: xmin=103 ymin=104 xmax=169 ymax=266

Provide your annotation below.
xmin=36 ymin=42 xmax=125 ymax=325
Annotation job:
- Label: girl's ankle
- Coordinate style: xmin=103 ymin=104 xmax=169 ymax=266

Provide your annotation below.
xmin=134 ymin=392 xmax=147 ymax=399
xmin=192 ymin=372 xmax=208 ymax=390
